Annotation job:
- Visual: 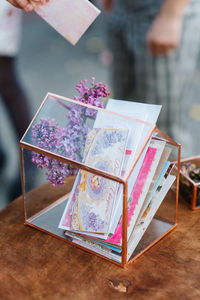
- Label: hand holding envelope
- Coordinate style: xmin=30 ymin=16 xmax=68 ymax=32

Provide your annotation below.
xmin=6 ymin=0 xmax=49 ymax=12
xmin=34 ymin=0 xmax=100 ymax=45
xmin=7 ymin=0 xmax=100 ymax=45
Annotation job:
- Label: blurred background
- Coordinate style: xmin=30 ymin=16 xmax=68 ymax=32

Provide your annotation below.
xmin=0 ymin=2 xmax=110 ymax=209
xmin=1 ymin=0 xmax=200 ymax=210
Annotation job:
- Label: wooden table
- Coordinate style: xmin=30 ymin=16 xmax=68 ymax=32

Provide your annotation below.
xmin=0 ymin=190 xmax=200 ymax=300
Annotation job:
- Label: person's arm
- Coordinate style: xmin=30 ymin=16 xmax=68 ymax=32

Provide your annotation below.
xmin=6 ymin=0 xmax=49 ymax=12
xmin=147 ymin=0 xmax=191 ymax=56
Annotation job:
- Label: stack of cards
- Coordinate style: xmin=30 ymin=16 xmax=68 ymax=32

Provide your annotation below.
xmin=57 ymin=99 xmax=176 ymax=263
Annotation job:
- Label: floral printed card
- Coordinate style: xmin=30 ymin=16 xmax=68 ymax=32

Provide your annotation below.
xmin=62 ymin=143 xmax=157 ymax=250
xmin=59 ymin=128 xmax=129 ymax=233
xmin=103 ymin=145 xmax=157 ymax=245
xmin=126 ymin=139 xmax=166 ymax=240
xmin=32 ymin=0 xmax=100 ymax=45
xmin=96 ymin=139 xmax=166 ymax=246
xmin=135 ymin=147 xmax=172 ymax=225
xmin=127 ymin=174 xmax=176 ymax=260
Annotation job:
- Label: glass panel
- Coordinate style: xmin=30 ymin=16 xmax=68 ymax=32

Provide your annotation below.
xmin=179 ymin=156 xmax=200 ymax=208
xmin=127 ymin=132 xmax=179 ymax=262
xmin=22 ymin=146 xmax=123 ymax=264
xmin=179 ymin=174 xmax=194 ymax=207
xmin=196 ymin=185 xmax=200 ymax=207
xmin=22 ymin=147 xmax=75 ymax=221
xmin=21 ymin=94 xmax=153 ymax=179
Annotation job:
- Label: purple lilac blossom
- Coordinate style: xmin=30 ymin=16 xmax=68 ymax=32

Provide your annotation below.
xmin=91 ymin=129 xmax=126 ymax=156
xmin=31 ymin=78 xmax=110 ymax=186
xmin=81 ymin=205 xmax=106 ymax=232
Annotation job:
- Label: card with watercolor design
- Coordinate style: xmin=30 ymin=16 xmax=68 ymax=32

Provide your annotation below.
xmin=94 ymin=139 xmax=166 ymax=246
xmin=32 ymin=0 xmax=100 ymax=45
xmin=135 ymin=147 xmax=172 ymax=226
xmin=62 ymin=143 xmax=157 ymax=248
xmin=127 ymin=174 xmax=176 ymax=260
xmin=59 ymin=128 xmax=129 ymax=233
xmin=103 ymin=145 xmax=158 ymax=246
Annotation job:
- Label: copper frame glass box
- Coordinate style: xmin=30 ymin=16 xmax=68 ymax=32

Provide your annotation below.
xmin=20 ymin=93 xmax=181 ymax=268
xmin=179 ymin=156 xmax=200 ymax=210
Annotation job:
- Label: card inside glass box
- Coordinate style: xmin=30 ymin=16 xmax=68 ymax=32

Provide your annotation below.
xmin=20 ymin=93 xmax=181 ymax=268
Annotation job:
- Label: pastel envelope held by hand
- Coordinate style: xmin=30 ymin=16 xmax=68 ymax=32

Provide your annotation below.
xmin=32 ymin=0 xmax=101 ymax=45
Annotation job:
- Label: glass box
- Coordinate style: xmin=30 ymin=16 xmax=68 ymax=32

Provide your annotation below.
xmin=179 ymin=156 xmax=200 ymax=210
xmin=20 ymin=93 xmax=181 ymax=268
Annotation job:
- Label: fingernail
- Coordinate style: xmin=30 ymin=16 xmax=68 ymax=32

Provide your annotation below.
xmin=25 ymin=4 xmax=33 ymax=12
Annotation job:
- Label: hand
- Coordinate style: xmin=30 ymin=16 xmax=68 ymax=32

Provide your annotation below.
xmin=147 ymin=14 xmax=182 ymax=56
xmin=6 ymin=0 xmax=49 ymax=12
xmin=101 ymin=0 xmax=114 ymax=12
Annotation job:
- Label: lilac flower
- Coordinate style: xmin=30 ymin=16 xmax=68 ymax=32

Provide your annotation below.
xmin=74 ymin=78 xmax=110 ymax=119
xmin=91 ymin=130 xmax=126 ymax=156
xmin=81 ymin=208 xmax=105 ymax=232
xmin=31 ymin=78 xmax=110 ymax=186
xmin=32 ymin=118 xmax=61 ymax=151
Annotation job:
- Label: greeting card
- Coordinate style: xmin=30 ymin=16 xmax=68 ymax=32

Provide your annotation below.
xmin=104 ymin=145 xmax=157 ymax=245
xmin=136 ymin=147 xmax=172 ymax=224
xmin=59 ymin=128 xmax=129 ymax=233
xmin=127 ymin=174 xmax=176 ymax=260
xmin=32 ymin=0 xmax=100 ymax=45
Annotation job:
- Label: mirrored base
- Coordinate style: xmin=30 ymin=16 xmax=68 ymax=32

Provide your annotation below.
xmin=26 ymin=196 xmax=176 ymax=266
xmin=129 ymin=218 xmax=174 ymax=262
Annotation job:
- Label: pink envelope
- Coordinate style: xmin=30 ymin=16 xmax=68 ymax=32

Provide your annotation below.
xmin=32 ymin=0 xmax=100 ymax=45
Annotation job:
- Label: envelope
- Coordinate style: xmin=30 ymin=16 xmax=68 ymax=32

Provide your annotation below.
xmin=32 ymin=0 xmax=100 ymax=45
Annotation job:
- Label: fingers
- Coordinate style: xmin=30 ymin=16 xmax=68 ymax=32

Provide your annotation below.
xmin=147 ymin=36 xmax=177 ymax=56
xmin=7 ymin=0 xmax=22 ymax=9
xmin=11 ymin=0 xmax=34 ymax=12
xmin=7 ymin=0 xmax=50 ymax=11
xmin=146 ymin=15 xmax=181 ymax=57
xmin=32 ymin=0 xmax=50 ymax=5
xmin=148 ymin=42 xmax=172 ymax=56
xmin=40 ymin=0 xmax=50 ymax=4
